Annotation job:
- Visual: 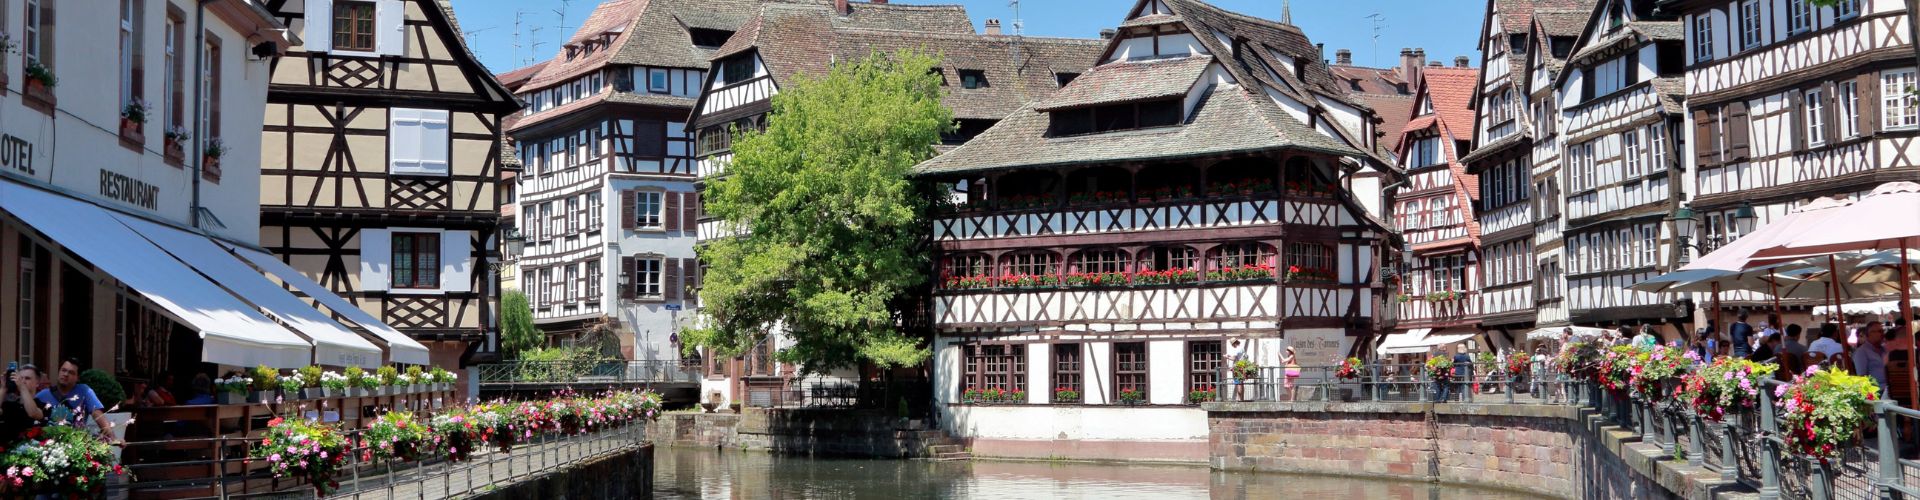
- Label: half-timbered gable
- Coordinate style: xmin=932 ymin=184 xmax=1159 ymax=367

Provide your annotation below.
xmin=1391 ymin=67 xmax=1489 ymax=343
xmin=1554 ymin=0 xmax=1690 ymax=328
xmin=259 ymin=0 xmax=519 ymax=367
xmin=1525 ymin=7 xmax=1592 ymax=329
xmin=1665 ymin=0 xmax=1902 ymax=310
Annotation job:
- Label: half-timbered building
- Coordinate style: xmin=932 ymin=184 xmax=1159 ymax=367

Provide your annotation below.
xmin=911 ymin=0 xmax=1395 ymax=462
xmin=1385 ymin=66 xmax=1487 ymax=354
xmin=1554 ymin=0 xmax=1691 ymax=335
xmin=1 ymin=0 xmax=432 ymax=386
xmin=494 ymin=62 xmax=543 ymax=294
xmin=258 ymin=0 xmax=520 ymax=371
xmin=683 ymin=0 xmax=1102 ymax=406
xmin=1460 ymin=0 xmax=1594 ymax=347
xmin=1663 ymin=0 xmax=1892 ymax=317
xmin=1520 ymin=7 xmax=1595 ymax=332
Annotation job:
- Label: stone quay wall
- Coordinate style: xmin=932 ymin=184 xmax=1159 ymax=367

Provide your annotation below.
xmin=472 ymin=443 xmax=654 ymax=500
xmin=1208 ymin=402 xmax=1752 ymax=500
xmin=647 ymin=409 xmax=951 ymax=458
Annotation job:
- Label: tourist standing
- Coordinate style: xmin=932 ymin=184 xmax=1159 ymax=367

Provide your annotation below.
xmin=1854 ymin=322 xmax=1890 ymax=396
xmin=36 ymin=359 xmax=116 ymax=442
xmin=1451 ymin=347 xmax=1473 ymax=402
xmin=1730 ymin=311 xmax=1755 ymax=358
xmin=1281 ymin=347 xmax=1301 ymax=401
xmin=1629 ymin=326 xmax=1655 ymax=350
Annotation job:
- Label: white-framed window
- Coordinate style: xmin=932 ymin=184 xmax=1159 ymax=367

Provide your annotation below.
xmin=1883 ymin=69 xmax=1918 ymax=130
xmin=1622 ymin=129 xmax=1643 ymax=179
xmin=165 ymin=14 xmax=182 ymax=133
xmin=1788 ymin=0 xmax=1813 ymax=34
xmin=1839 ymin=81 xmax=1860 ymax=137
xmin=586 ymin=260 xmax=602 ymax=299
xmin=1806 ymin=87 xmax=1826 ymax=146
xmin=1740 ymin=0 xmax=1763 ymax=50
xmin=635 ymin=191 xmax=664 ymax=228
xmin=1408 ymin=137 xmax=1440 ymax=168
xmin=1693 ymin=14 xmax=1713 ymax=63
xmin=566 ymin=196 xmax=581 ymax=234
xmin=587 ymin=191 xmax=603 ymax=230
xmin=635 ymin=258 xmax=663 ymax=298
xmin=1836 ymin=0 xmax=1859 ymax=20
xmin=1647 ymin=124 xmax=1667 ymax=170
xmin=649 ymin=68 xmax=669 ymax=93
xmin=16 ymin=241 xmax=36 ymax=363
xmin=120 ymin=0 xmax=138 ymax=108
xmin=564 ymin=264 xmax=578 ymax=301
xmin=389 ymin=108 xmax=452 ymax=175
xmin=1640 ymin=225 xmax=1658 ymax=266
xmin=24 ymin=0 xmax=43 ymax=68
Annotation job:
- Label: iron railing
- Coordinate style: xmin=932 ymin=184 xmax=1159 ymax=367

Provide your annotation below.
xmin=475 ymin=360 xmax=698 ymax=387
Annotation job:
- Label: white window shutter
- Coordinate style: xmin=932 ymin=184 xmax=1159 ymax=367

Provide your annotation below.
xmin=418 ymin=109 xmax=451 ymax=175
xmin=306 ymin=0 xmax=334 ymax=52
xmin=359 ymin=228 xmax=391 ymax=292
xmin=440 ymin=230 xmax=472 ymax=292
xmin=389 ymin=108 xmax=421 ymax=173
xmin=375 ymin=0 xmax=404 ymax=56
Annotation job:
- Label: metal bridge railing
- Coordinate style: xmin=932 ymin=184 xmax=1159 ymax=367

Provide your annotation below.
xmin=475 ymin=360 xmax=698 ymax=387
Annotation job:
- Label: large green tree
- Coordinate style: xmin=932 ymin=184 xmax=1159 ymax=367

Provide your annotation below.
xmin=683 ymin=50 xmax=953 ymax=372
xmin=499 ymin=290 xmax=543 ymax=358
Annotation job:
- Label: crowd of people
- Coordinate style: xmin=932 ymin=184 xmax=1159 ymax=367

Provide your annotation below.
xmin=0 ymin=358 xmax=213 ymax=450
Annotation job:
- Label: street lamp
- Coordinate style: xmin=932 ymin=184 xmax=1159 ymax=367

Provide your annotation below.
xmin=503 ymin=227 xmax=525 ymax=258
xmin=1668 ymin=203 xmax=1698 ymax=265
xmin=1733 ymin=201 xmax=1758 ymax=236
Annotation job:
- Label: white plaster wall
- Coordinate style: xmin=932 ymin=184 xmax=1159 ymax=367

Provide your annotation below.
xmin=947 ymin=405 xmax=1208 ymax=442
xmin=608 ymin=176 xmax=698 ymax=363
xmin=0 ymin=2 xmax=269 ymax=245
xmin=1147 ymin=340 xmax=1184 ymax=405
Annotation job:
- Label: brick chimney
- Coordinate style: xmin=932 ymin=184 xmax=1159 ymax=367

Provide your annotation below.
xmin=1335 ymin=48 xmax=1352 ymax=65
xmin=1399 ymin=48 xmax=1426 ymax=90
xmin=1455 ymin=56 xmax=1470 ymax=67
xmin=835 ymin=0 xmax=850 ymax=15
xmin=985 ymin=19 xmax=1001 ymax=35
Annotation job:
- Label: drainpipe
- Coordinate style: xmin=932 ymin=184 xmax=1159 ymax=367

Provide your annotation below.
xmin=190 ymin=0 xmax=216 ymax=229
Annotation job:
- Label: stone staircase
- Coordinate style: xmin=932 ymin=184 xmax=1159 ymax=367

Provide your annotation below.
xmin=896 ymin=425 xmax=971 ymax=461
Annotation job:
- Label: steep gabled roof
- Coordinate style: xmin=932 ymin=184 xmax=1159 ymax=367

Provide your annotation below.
xmin=1033 ymin=56 xmax=1210 ymax=111
xmin=690 ymin=2 xmax=1101 ymax=128
xmin=1402 ymin=67 xmax=1480 ymax=148
xmin=520 ymin=0 xmax=786 ymax=92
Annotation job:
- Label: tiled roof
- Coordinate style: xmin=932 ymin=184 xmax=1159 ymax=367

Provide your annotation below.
xmin=1457 ymin=132 xmax=1529 ymax=166
xmin=1422 ymin=67 xmax=1480 ymax=144
xmin=699 ymin=2 xmax=1101 ymax=125
xmin=1534 ymin=9 xmax=1592 ymax=37
xmin=1495 ymin=0 xmax=1596 ymax=35
xmin=496 ymin=62 xmax=548 ymax=91
xmin=912 ymin=85 xmax=1361 ymax=176
xmin=1630 ymin=21 xmax=1683 ymax=42
xmin=1033 ymin=56 xmax=1210 ymax=111
xmin=1327 ymin=64 xmax=1409 ymax=96
xmin=521 ymin=0 xmax=789 ymax=92
xmin=1357 ymin=93 xmax=1415 ymax=149
xmin=1120 ymin=13 xmax=1183 ymax=28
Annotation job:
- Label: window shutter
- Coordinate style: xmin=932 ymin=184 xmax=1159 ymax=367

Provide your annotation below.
xmin=441 ymin=230 xmax=473 ymax=292
xmin=359 ymin=229 xmax=391 ymax=292
xmin=664 ymin=192 xmax=681 ymax=232
xmin=683 ymin=258 xmax=699 ymax=299
xmin=665 ymin=258 xmax=682 ymax=301
xmin=620 ymin=190 xmax=636 ymax=230
xmin=1822 ymin=82 xmax=1840 ymax=142
xmin=681 ymin=192 xmax=699 ymax=232
xmin=306 ymin=0 xmax=334 ymax=52
xmin=1729 ymin=101 xmax=1752 ymax=161
xmin=1692 ymin=109 xmax=1715 ymax=168
xmin=1786 ymin=91 xmax=1806 ymax=152
xmin=1859 ymin=72 xmax=1880 ymax=134
xmin=375 ymin=0 xmax=404 ymax=56
xmin=389 ymin=109 xmax=451 ymax=175
xmin=620 ymin=257 xmax=635 ymax=300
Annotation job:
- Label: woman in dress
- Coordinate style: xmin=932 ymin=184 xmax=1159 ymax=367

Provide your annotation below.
xmin=1282 ymin=347 xmax=1301 ymax=400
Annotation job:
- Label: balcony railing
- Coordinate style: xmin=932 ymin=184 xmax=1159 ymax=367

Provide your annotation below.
xmin=475 ymin=360 xmax=699 ymax=387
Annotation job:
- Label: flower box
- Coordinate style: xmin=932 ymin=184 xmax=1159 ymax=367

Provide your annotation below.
xmin=302 ymin=388 xmax=328 ymax=400
xmin=163 ymin=137 xmax=186 ymax=163
xmin=201 ymin=155 xmax=222 ymax=183
xmin=216 ymin=392 xmax=244 ymax=405
xmin=251 ymin=390 xmax=277 ymax=404
xmin=118 ymin=117 xmax=144 ymax=144
xmin=21 ymin=75 xmax=53 ymax=113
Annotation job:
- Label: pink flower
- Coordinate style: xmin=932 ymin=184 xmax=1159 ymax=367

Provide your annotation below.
xmin=268 ymin=453 xmax=281 ymax=462
xmin=6 ymin=466 xmax=16 ymax=477
xmin=22 ymin=467 xmax=33 ymax=477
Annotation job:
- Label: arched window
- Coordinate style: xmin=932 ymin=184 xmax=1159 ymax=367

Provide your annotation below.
xmin=1066 ymin=248 xmax=1129 ymax=286
xmin=1001 ymin=251 xmax=1060 ymax=288
xmin=1135 ymin=245 xmax=1199 ymax=284
xmin=1206 ymin=242 xmax=1276 ymax=281
xmin=1284 ymin=242 xmax=1336 ymax=283
xmin=940 ymin=253 xmax=994 ymax=289
xmin=1207 ymin=158 xmax=1277 ymax=197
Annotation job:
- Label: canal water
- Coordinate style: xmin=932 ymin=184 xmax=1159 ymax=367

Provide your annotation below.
xmin=653 ymin=446 xmax=1553 ymax=499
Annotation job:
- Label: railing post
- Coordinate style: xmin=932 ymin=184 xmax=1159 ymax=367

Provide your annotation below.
xmin=1420 ymin=366 xmax=1431 ymax=403
xmin=1758 ymin=383 xmax=1782 ymax=500
xmin=1370 ymin=363 xmax=1382 ymax=402
xmin=1686 ymin=410 xmax=1705 ymax=467
xmin=1876 ymin=403 xmax=1900 ymax=500
xmin=1721 ymin=414 xmax=1740 ymax=482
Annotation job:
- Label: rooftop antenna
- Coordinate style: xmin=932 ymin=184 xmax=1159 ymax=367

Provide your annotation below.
xmin=463 ymin=25 xmax=496 ymax=50
xmin=528 ymin=26 xmax=545 ymax=64
xmin=1008 ymin=0 xmax=1025 ymax=36
xmin=512 ymin=11 xmax=524 ymax=65
xmin=1281 ymin=0 xmax=1292 ymax=25
xmin=1365 ymin=13 xmax=1387 ymax=66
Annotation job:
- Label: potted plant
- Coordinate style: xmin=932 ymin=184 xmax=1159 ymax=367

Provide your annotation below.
xmin=278 ymin=371 xmax=307 ymax=401
xmin=250 ymin=365 xmax=281 ymax=403
xmin=296 ymin=365 xmax=325 ymax=399
xmin=1231 ymin=359 xmax=1259 ymax=382
xmin=163 ymin=126 xmax=188 ymax=162
xmin=119 ymin=98 xmax=149 ymax=139
xmin=1116 ymin=388 xmax=1146 ymax=405
xmin=1335 ymin=357 xmax=1363 ymax=381
xmin=215 ymin=375 xmax=252 ymax=405
xmin=1425 ymin=355 xmax=1455 ymax=385
xmin=320 ymin=371 xmax=348 ymax=398
xmin=1006 ymin=389 xmax=1026 ymax=404
xmin=252 ymin=416 xmax=349 ymax=495
xmin=1777 ymin=366 xmax=1879 ymax=463
xmin=1187 ymin=387 xmax=1217 ymax=404
xmin=1679 ymin=357 xmax=1777 ymax=422
xmin=701 ymin=391 xmax=723 ymax=413
xmin=1053 ymin=387 xmax=1080 ymax=403
xmin=0 ymin=426 xmax=123 ymax=497
xmin=343 ymin=366 xmax=368 ymax=397
xmin=406 ymin=366 xmax=427 ymax=394
xmin=429 ymin=367 xmax=452 ymax=392
xmin=21 ymin=60 xmax=54 ymax=102
xmin=202 ymin=137 xmax=226 ymax=181
xmin=76 ymin=370 xmax=129 ymax=450
xmin=365 ymin=411 xmax=433 ymax=463
xmin=375 ymin=366 xmax=399 ymax=396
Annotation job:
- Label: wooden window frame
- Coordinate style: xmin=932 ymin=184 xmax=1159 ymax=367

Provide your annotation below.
xmin=634 ymin=257 xmax=663 ymax=299
xmin=332 ymin=1 xmax=377 ymax=52
xmin=959 ymin=343 xmax=1027 ymax=401
xmin=1052 ymin=343 xmax=1082 ymax=403
xmin=1187 ymin=341 xmax=1222 ymax=402
xmin=1004 ymin=251 xmax=1058 ymax=277
xmin=1137 ymin=245 xmax=1197 ymax=273
xmin=1112 ymin=342 xmax=1148 ymax=404
xmin=1070 ymin=248 xmax=1128 ymax=275
xmin=634 ymin=190 xmax=665 ymax=229
xmin=1209 ymin=242 xmax=1275 ymax=272
xmin=390 ymin=232 xmax=442 ymax=289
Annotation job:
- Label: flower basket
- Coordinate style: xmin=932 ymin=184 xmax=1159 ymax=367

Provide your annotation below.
xmin=1053 ymin=387 xmax=1080 ymax=403
xmin=1335 ymin=357 xmax=1363 ymax=381
xmin=1505 ymin=354 xmax=1531 ymax=378
xmin=253 ymin=417 xmax=349 ymax=495
xmin=1 ymin=426 xmax=123 ymax=497
xmin=1425 ymin=356 xmax=1455 ymax=384
xmin=1777 ymin=367 xmax=1880 ymax=460
xmin=1116 ymin=389 xmax=1146 ymax=405
xmin=1629 ymin=346 xmax=1687 ymax=402
xmin=1187 ymin=388 xmax=1217 ymax=404
xmin=1231 ymin=360 xmax=1259 ymax=381
xmin=1679 ymin=358 xmax=1776 ymax=422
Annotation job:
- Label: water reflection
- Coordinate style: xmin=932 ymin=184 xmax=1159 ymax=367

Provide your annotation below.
xmin=654 ymin=446 xmax=1551 ymax=500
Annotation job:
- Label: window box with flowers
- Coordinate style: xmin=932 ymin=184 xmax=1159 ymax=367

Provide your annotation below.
xmin=1284 ymin=180 xmax=1336 ymax=198
xmin=0 ymin=34 xmax=14 ymax=95
xmin=1067 ymin=190 xmax=1127 ymax=207
xmin=941 ymin=274 xmax=995 ymax=290
xmin=1133 ymin=268 xmax=1198 ymax=285
xmin=1052 ymin=387 xmax=1080 ymax=403
xmin=163 ymin=126 xmax=189 ymax=165
xmin=1115 ymin=388 xmax=1146 ymax=405
xmin=1208 ymin=179 xmax=1274 ymax=197
xmin=21 ymin=61 xmax=55 ymax=114
xmin=119 ymin=98 xmax=151 ymax=149
xmin=1135 ymin=185 xmax=1193 ymax=203
xmin=998 ymin=273 xmax=1060 ymax=289
xmin=1061 ymin=271 xmax=1128 ymax=287
xmin=998 ymin=194 xmax=1054 ymax=211
xmin=202 ymin=138 xmax=226 ymax=183
xmin=1186 ymin=387 xmax=1217 ymax=404
xmin=1204 ymin=263 xmax=1276 ymax=283
xmin=1284 ymin=265 xmax=1336 ymax=284
xmin=961 ymin=387 xmax=1026 ymax=404
xmin=1425 ymin=290 xmax=1467 ymax=302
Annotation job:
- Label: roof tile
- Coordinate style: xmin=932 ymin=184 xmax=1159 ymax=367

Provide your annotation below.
xmin=1034 ymin=56 xmax=1210 ymax=111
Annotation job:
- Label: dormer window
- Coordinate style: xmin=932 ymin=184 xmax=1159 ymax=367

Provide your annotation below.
xmin=689 ymin=28 xmax=733 ymax=49
xmin=720 ymin=54 xmax=755 ymax=85
xmin=1048 ymin=99 xmax=1183 ymax=136
xmin=960 ymin=69 xmax=989 ymax=89
xmin=1055 ymin=72 xmax=1080 ymax=86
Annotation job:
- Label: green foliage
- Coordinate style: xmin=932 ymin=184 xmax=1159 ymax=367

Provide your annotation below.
xmin=344 ymin=366 xmax=367 ymax=388
xmin=78 ymin=369 xmax=124 ymax=408
xmin=500 ymin=290 xmax=543 ymax=358
xmin=297 ymin=365 xmax=324 ymax=389
xmin=1680 ymin=357 xmax=1777 ymax=421
xmin=515 ymin=346 xmax=613 ymax=382
xmin=685 ymin=50 xmax=954 ymax=372
xmin=1779 ymin=366 xmax=1881 ymax=458
xmin=252 ymin=365 xmax=280 ymax=391
xmin=376 ymin=365 xmax=399 ymax=386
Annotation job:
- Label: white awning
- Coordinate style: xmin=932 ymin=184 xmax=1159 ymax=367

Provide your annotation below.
xmin=1813 ymin=299 xmax=1920 ymax=316
xmin=112 ymin=214 xmax=382 ymax=367
xmin=1376 ymin=328 xmax=1477 ymax=355
xmin=0 ymin=182 xmax=312 ymax=368
xmin=1525 ymin=325 xmax=1613 ymax=341
xmin=227 ymin=245 xmax=432 ymax=366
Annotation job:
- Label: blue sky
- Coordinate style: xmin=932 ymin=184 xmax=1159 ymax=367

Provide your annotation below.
xmin=451 ymin=0 xmax=1489 ymax=75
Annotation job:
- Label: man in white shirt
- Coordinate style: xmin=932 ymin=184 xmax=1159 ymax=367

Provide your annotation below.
xmin=1809 ymin=323 xmax=1847 ymax=365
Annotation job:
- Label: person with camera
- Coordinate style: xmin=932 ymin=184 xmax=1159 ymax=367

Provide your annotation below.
xmin=0 ymin=363 xmax=45 ymax=447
